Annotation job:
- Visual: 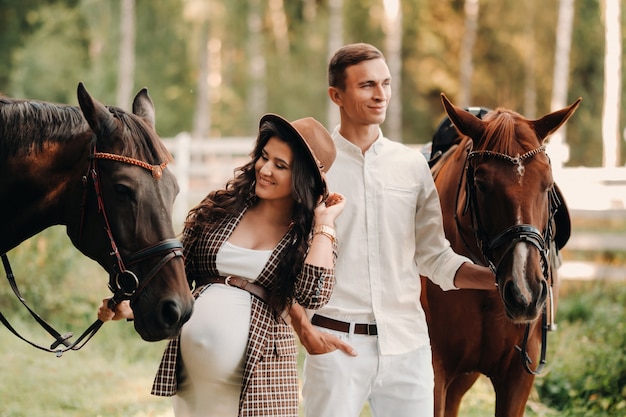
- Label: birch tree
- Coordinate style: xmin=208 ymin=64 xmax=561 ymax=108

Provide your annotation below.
xmin=116 ymin=0 xmax=135 ymax=110
xmin=326 ymin=0 xmax=343 ymax=130
xmin=601 ymin=0 xmax=622 ymax=167
xmin=458 ymin=0 xmax=479 ymax=108
xmin=184 ymin=0 xmax=212 ymax=142
xmin=523 ymin=1 xmax=537 ymax=118
xmin=547 ymin=0 xmax=575 ymax=169
xmin=247 ymin=0 xmax=266 ymax=131
xmin=383 ymin=0 xmax=402 ymax=141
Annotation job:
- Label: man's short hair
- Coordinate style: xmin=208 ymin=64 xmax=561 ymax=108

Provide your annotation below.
xmin=328 ymin=43 xmax=385 ymax=90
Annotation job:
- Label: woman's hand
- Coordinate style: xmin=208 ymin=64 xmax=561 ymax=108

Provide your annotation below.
xmin=97 ymin=298 xmax=134 ymax=321
xmin=314 ymin=192 xmax=346 ymax=227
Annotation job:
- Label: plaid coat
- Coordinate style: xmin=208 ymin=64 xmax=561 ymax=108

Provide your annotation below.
xmin=151 ymin=208 xmax=335 ymax=416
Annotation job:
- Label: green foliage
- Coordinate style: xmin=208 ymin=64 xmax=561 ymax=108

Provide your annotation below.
xmin=0 ymin=0 xmax=625 ymax=163
xmin=8 ymin=3 xmax=90 ymax=103
xmin=535 ymin=281 xmax=626 ymax=416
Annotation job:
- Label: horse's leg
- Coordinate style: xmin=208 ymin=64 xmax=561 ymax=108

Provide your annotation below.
xmin=492 ymin=370 xmax=535 ymax=417
xmin=432 ymin=360 xmax=448 ymax=417
xmin=444 ymin=372 xmax=480 ymax=417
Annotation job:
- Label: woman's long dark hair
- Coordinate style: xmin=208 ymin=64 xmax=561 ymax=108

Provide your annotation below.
xmin=183 ymin=120 xmax=325 ymax=313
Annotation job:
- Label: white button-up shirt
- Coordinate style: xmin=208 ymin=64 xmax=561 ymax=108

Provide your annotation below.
xmin=314 ymin=127 xmax=471 ymax=355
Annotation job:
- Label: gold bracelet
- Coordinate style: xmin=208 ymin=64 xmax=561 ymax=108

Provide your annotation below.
xmin=312 ymin=224 xmax=336 ymax=244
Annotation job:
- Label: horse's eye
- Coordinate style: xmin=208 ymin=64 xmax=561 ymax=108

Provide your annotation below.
xmin=114 ymin=183 xmax=134 ymax=199
xmin=475 ymin=180 xmax=487 ymax=193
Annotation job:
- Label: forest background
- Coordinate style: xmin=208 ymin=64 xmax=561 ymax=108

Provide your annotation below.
xmin=1 ymin=0 xmax=626 ymax=167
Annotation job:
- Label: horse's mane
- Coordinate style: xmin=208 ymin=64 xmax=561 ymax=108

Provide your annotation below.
xmin=0 ymin=98 xmax=87 ymax=156
xmin=107 ymin=106 xmax=173 ymax=164
xmin=0 ymin=98 xmax=171 ymax=164
xmin=478 ymin=109 xmax=537 ymax=156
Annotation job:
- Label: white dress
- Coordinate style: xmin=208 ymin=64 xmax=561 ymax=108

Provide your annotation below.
xmin=173 ymin=242 xmax=272 ymax=417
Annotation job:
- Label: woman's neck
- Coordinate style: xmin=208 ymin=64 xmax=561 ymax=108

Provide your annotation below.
xmin=250 ymin=198 xmax=294 ymax=227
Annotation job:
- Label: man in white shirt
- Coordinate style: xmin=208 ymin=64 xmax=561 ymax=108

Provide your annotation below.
xmin=289 ymin=43 xmax=496 ymax=417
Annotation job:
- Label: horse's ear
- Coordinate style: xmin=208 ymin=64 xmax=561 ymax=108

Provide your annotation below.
xmin=77 ymin=82 xmax=117 ymax=137
xmin=440 ymin=93 xmax=485 ymax=140
xmin=531 ymin=97 xmax=582 ymax=140
xmin=132 ymin=88 xmax=156 ymax=129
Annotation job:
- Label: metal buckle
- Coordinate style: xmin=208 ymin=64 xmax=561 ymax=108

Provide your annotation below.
xmin=367 ymin=324 xmax=378 ymax=336
xmin=224 ymin=276 xmax=233 ymax=287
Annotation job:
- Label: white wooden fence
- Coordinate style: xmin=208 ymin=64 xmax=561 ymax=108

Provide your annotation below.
xmin=163 ymin=134 xmax=626 ymax=252
xmin=164 ymin=133 xmax=255 ymax=223
xmin=164 ymin=133 xmax=626 ymax=217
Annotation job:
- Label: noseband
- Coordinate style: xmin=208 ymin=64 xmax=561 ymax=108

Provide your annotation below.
xmin=83 ymin=142 xmax=184 ymax=309
xmin=456 ymin=143 xmax=559 ymax=375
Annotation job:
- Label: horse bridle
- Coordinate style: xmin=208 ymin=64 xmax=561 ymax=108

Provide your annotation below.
xmin=456 ymin=143 xmax=560 ymax=375
xmin=83 ymin=142 xmax=184 ymax=310
xmin=0 ymin=141 xmax=184 ymax=356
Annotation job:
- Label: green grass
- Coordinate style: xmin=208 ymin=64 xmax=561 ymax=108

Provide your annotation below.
xmin=0 ymin=318 xmax=173 ymax=417
xmin=4 ymin=280 xmax=626 ymax=416
xmin=2 ymin=224 xmax=625 ymax=416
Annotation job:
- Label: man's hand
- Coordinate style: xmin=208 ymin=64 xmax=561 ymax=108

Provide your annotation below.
xmin=297 ymin=325 xmax=357 ymax=356
xmin=289 ymin=303 xmax=357 ymax=356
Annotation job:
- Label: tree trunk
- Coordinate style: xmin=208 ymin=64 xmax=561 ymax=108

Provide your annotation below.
xmin=268 ymin=0 xmax=289 ymax=55
xmin=458 ymin=0 xmax=479 ymax=108
xmin=384 ymin=0 xmax=402 ymax=142
xmin=247 ymin=0 xmax=266 ymax=131
xmin=192 ymin=20 xmax=211 ymax=142
xmin=116 ymin=0 xmax=135 ymax=110
xmin=523 ymin=1 xmax=537 ymax=118
xmin=326 ymin=0 xmax=343 ymax=131
xmin=601 ymin=0 xmax=622 ymax=167
xmin=547 ymin=0 xmax=575 ymax=169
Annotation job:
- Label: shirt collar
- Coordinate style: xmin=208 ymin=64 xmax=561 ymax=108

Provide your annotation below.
xmin=332 ymin=126 xmax=386 ymax=155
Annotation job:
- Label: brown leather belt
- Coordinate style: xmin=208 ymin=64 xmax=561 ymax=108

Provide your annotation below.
xmin=312 ymin=314 xmax=378 ymax=336
xmin=203 ymin=275 xmax=268 ymax=303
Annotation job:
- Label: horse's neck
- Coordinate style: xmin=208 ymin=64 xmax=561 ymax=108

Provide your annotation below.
xmin=0 ymin=129 xmax=92 ymax=254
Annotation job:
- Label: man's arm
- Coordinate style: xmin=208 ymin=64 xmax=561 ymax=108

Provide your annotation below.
xmin=453 ymin=262 xmax=497 ymax=290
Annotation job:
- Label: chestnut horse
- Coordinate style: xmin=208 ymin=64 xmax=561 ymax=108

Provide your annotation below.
xmin=0 ymin=83 xmax=193 ymax=344
xmin=422 ymin=94 xmax=581 ymax=416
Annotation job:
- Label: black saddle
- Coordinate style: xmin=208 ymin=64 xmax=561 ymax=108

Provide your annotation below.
xmin=429 ymin=106 xmax=491 ymax=167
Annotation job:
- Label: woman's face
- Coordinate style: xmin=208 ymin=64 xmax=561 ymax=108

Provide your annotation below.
xmin=254 ymin=136 xmax=294 ymax=203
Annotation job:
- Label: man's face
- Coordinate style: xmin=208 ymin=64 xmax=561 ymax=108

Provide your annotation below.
xmin=332 ymin=58 xmax=392 ymax=127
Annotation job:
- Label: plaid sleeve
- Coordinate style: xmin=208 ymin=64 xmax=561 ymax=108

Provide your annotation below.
xmin=151 ymin=337 xmax=180 ymax=397
xmin=293 ymin=263 xmax=335 ymax=309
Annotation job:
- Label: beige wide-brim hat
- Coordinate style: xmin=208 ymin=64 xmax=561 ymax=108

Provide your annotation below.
xmin=259 ymin=114 xmax=336 ymax=191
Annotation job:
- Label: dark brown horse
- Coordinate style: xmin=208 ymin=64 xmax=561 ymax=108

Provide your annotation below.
xmin=0 ymin=83 xmax=193 ymax=342
xmin=422 ymin=94 xmax=581 ymax=416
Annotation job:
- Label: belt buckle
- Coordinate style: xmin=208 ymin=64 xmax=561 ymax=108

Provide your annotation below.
xmin=367 ymin=324 xmax=377 ymax=336
xmin=224 ymin=276 xmax=233 ymax=287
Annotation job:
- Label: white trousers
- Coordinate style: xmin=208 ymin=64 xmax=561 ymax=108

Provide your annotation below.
xmin=302 ymin=328 xmax=434 ymax=417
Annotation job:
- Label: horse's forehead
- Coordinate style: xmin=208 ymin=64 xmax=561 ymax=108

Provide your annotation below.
xmin=513 ymin=119 xmax=538 ymax=141
xmin=481 ymin=112 xmax=541 ymax=153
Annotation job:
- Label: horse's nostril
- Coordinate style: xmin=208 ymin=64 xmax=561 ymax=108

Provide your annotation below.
xmin=503 ymin=281 xmax=517 ymax=305
xmin=159 ymin=300 xmax=182 ymax=328
xmin=538 ymin=279 xmax=548 ymax=305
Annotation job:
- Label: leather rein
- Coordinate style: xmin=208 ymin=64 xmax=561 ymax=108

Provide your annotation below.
xmin=454 ymin=142 xmax=559 ymax=375
xmin=0 ymin=141 xmax=183 ymax=356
